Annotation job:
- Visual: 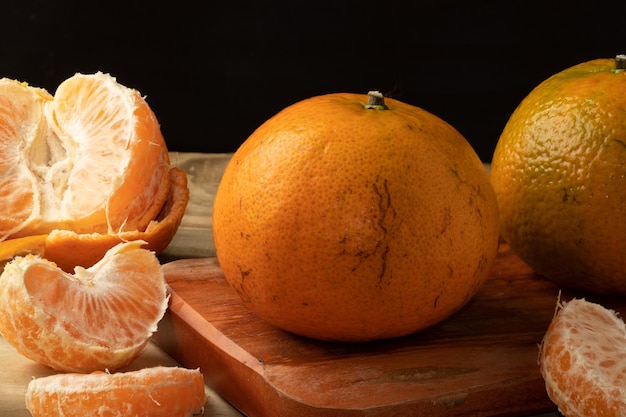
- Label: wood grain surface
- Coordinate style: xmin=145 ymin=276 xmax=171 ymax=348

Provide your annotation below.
xmin=153 ymin=241 xmax=622 ymax=417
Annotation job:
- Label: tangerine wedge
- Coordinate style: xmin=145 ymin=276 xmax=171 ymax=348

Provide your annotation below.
xmin=539 ymin=298 xmax=626 ymax=416
xmin=0 ymin=240 xmax=167 ymax=372
xmin=25 ymin=366 xmax=206 ymax=417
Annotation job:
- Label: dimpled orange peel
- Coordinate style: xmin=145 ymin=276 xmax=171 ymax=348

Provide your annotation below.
xmin=491 ymin=55 xmax=626 ymax=294
xmin=212 ymin=91 xmax=500 ymax=342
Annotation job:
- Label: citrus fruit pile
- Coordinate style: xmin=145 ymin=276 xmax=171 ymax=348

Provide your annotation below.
xmin=0 ymin=73 xmax=203 ymax=415
xmin=491 ymin=55 xmax=626 ymax=295
xmin=539 ymin=298 xmax=626 ymax=417
xmin=212 ymin=90 xmax=501 ymax=342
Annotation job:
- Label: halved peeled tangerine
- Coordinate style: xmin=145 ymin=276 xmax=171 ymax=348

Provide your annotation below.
xmin=0 ymin=72 xmax=189 ymax=269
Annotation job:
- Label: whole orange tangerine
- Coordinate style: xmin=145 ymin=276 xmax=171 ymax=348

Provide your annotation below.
xmin=212 ymin=91 xmax=500 ymax=342
xmin=491 ymin=55 xmax=626 ymax=294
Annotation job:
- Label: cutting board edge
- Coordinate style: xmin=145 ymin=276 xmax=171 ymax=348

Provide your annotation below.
xmin=153 ymin=256 xmax=561 ymax=417
xmin=164 ymin=288 xmax=264 ymax=372
xmin=154 ymin=301 xmax=558 ymax=417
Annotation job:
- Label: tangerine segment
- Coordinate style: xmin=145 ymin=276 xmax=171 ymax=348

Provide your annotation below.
xmin=0 ymin=240 xmax=167 ymax=372
xmin=539 ymin=298 xmax=626 ymax=417
xmin=25 ymin=366 xmax=206 ymax=417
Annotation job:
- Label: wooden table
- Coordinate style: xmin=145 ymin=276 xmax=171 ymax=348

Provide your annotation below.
xmin=1 ymin=152 xmax=562 ymax=417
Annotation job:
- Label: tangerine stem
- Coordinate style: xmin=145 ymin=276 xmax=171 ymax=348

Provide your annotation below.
xmin=616 ymin=54 xmax=626 ymax=70
xmin=365 ymin=91 xmax=389 ymax=110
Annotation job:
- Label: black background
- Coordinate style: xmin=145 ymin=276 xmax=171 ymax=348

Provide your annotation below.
xmin=1 ymin=0 xmax=625 ymax=161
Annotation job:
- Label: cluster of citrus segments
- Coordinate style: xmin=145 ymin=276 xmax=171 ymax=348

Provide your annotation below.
xmin=0 ymin=240 xmax=167 ymax=372
xmin=0 ymin=73 xmax=202 ymax=415
xmin=0 ymin=163 xmax=188 ymax=272
xmin=0 ymin=71 xmax=189 ymax=269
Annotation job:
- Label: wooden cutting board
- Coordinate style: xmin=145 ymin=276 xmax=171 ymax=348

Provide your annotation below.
xmin=152 ymin=243 xmax=626 ymax=417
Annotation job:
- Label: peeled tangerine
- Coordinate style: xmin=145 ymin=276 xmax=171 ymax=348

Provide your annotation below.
xmin=0 ymin=240 xmax=167 ymax=373
xmin=0 ymin=72 xmax=189 ymax=269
